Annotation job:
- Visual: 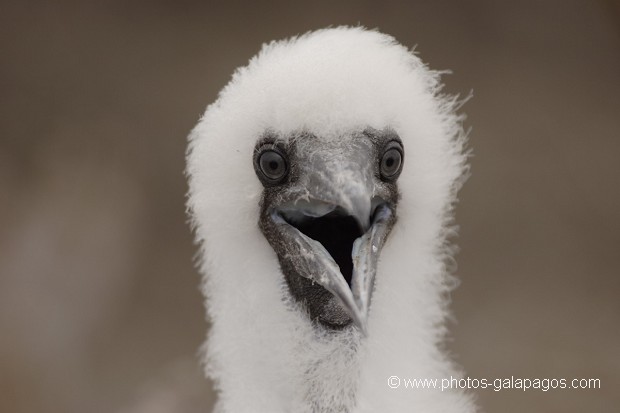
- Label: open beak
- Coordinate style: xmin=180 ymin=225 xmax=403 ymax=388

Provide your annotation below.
xmin=256 ymin=133 xmax=402 ymax=334
xmin=269 ymin=185 xmax=393 ymax=335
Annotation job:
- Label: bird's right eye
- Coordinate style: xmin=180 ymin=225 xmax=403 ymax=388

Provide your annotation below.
xmin=255 ymin=147 xmax=289 ymax=185
xmin=379 ymin=140 xmax=404 ymax=182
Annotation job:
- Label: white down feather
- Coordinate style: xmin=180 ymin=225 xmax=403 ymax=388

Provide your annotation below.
xmin=186 ymin=27 xmax=476 ymax=413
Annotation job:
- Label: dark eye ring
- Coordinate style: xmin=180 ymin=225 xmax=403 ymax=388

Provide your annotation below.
xmin=380 ymin=141 xmax=404 ymax=181
xmin=255 ymin=146 xmax=289 ymax=185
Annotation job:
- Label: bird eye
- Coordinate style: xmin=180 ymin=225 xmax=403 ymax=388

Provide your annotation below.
xmin=256 ymin=148 xmax=288 ymax=184
xmin=380 ymin=141 xmax=403 ymax=181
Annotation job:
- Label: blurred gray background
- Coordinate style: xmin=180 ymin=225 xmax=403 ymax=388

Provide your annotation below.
xmin=1 ymin=1 xmax=619 ymax=412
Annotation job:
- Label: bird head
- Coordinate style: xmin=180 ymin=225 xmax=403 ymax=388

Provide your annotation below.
xmin=255 ymin=127 xmax=402 ymax=333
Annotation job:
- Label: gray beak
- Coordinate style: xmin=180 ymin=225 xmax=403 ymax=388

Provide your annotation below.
xmin=269 ymin=147 xmax=394 ymax=334
xmin=272 ymin=202 xmax=392 ymax=335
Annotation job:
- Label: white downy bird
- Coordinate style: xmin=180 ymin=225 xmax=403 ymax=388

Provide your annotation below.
xmin=186 ymin=27 xmax=476 ymax=413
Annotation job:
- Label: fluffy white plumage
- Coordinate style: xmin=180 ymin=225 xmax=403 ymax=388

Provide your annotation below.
xmin=186 ymin=27 xmax=475 ymax=413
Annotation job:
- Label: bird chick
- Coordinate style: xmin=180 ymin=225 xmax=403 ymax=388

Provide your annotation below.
xmin=187 ymin=27 xmax=475 ymax=413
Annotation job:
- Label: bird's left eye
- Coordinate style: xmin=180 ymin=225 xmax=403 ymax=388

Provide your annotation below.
xmin=256 ymin=148 xmax=288 ymax=185
xmin=380 ymin=141 xmax=404 ymax=181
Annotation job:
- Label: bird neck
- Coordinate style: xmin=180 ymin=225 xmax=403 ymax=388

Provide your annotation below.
xmin=292 ymin=328 xmax=364 ymax=413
